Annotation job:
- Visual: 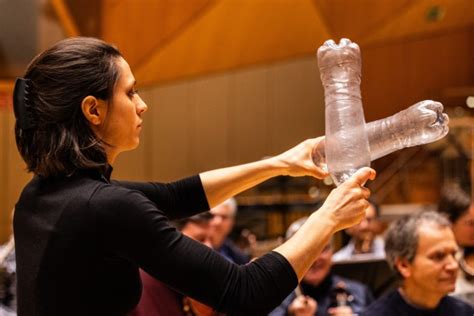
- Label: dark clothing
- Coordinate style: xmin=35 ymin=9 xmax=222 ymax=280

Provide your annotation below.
xmin=269 ymin=273 xmax=373 ymax=316
xmin=363 ymin=289 xmax=474 ymax=316
xmin=14 ymin=169 xmax=297 ymax=316
xmin=218 ymin=239 xmax=250 ymax=265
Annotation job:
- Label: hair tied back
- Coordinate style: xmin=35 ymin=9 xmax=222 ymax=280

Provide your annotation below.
xmin=13 ymin=78 xmax=36 ymax=130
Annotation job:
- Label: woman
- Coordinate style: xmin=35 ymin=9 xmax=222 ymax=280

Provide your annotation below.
xmin=12 ymin=37 xmax=375 ymax=316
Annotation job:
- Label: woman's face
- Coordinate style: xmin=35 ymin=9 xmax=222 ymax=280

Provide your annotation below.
xmin=100 ymin=57 xmax=148 ymax=161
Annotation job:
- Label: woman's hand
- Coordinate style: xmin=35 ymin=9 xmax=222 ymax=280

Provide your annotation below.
xmin=318 ymin=167 xmax=376 ymax=233
xmin=272 ymin=138 xmax=329 ymax=179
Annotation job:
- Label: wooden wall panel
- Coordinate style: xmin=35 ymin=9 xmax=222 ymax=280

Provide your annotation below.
xmin=192 ymin=76 xmax=230 ymax=172
xmin=134 ymin=0 xmax=330 ymax=85
xmin=150 ymin=82 xmax=196 ymax=181
xmin=362 ymin=27 xmax=474 ymax=122
xmin=267 ymin=58 xmax=325 ymax=154
xmin=136 ymin=56 xmax=325 ymax=182
xmin=228 ymin=68 xmax=270 ymax=165
xmin=0 ymin=111 xmax=31 ymax=242
xmin=0 ymin=111 xmax=9 ymax=242
xmin=6 ymin=113 xmax=31 ymax=217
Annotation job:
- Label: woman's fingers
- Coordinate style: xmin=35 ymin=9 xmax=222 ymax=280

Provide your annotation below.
xmin=348 ymin=167 xmax=376 ymax=187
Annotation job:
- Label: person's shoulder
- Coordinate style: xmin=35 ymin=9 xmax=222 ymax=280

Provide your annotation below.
xmin=440 ymin=295 xmax=474 ymax=313
xmin=89 ymin=180 xmax=157 ymax=217
xmin=361 ymin=291 xmax=399 ymax=316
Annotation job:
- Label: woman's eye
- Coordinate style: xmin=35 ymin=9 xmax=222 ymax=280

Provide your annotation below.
xmin=128 ymin=89 xmax=138 ymax=97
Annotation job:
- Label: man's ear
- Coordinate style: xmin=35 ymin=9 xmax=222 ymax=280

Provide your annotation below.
xmin=81 ymin=96 xmax=106 ymax=126
xmin=395 ymin=257 xmax=412 ymax=278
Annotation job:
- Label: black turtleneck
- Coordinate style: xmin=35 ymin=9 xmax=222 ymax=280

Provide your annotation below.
xmin=14 ymin=169 xmax=297 ymax=316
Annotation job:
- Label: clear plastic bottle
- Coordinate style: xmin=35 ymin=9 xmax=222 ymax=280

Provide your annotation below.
xmin=318 ymin=38 xmax=370 ymax=186
xmin=312 ymin=100 xmax=450 ymax=177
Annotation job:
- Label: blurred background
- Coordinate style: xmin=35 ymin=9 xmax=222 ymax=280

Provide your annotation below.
xmin=0 ymin=0 xmax=474 ymax=244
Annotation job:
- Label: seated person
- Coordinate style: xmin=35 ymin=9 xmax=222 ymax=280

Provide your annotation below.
xmin=333 ymin=200 xmax=385 ymax=262
xmin=209 ymin=198 xmax=250 ymax=264
xmin=0 ymin=209 xmax=16 ymax=315
xmin=131 ymin=212 xmax=222 ymax=316
xmin=363 ymin=211 xmax=474 ymax=315
xmin=269 ymin=217 xmax=374 ymax=316
xmin=438 ymin=182 xmax=474 ymax=304
xmin=0 ymin=234 xmax=16 ymax=316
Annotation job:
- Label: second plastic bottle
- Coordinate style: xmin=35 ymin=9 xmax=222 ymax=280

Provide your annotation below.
xmin=318 ymin=38 xmax=370 ymax=186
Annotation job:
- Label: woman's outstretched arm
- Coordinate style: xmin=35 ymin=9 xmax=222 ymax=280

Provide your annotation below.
xmin=200 ymin=138 xmax=328 ymax=208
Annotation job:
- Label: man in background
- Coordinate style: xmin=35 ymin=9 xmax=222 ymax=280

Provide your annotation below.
xmin=270 ymin=217 xmax=373 ymax=316
xmin=364 ymin=211 xmax=473 ymax=315
xmin=209 ymin=198 xmax=250 ymax=264
xmin=332 ymin=201 xmax=385 ymax=262
xmin=131 ymin=212 xmax=221 ymax=316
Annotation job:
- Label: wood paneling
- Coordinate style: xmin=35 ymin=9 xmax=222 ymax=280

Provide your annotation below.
xmin=127 ymin=56 xmax=325 ymax=182
xmin=150 ymin=82 xmax=196 ymax=181
xmin=267 ymin=59 xmax=324 ymax=154
xmin=192 ymin=76 xmax=231 ymax=171
xmin=362 ymin=27 xmax=474 ymax=121
xmin=51 ymin=0 xmax=80 ymax=37
xmin=362 ymin=0 xmax=474 ymax=45
xmin=133 ymin=0 xmax=330 ymax=85
xmin=102 ymin=0 xmax=215 ymax=67
xmin=0 ymin=110 xmax=10 ymax=242
xmin=228 ymin=67 xmax=270 ymax=165
xmin=314 ymin=0 xmax=413 ymax=41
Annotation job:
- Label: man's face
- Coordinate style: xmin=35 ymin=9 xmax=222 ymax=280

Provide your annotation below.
xmin=302 ymin=243 xmax=333 ymax=286
xmin=181 ymin=222 xmax=213 ymax=248
xmin=209 ymin=203 xmax=235 ymax=247
xmin=346 ymin=204 xmax=378 ymax=252
xmin=400 ymin=224 xmax=459 ymax=296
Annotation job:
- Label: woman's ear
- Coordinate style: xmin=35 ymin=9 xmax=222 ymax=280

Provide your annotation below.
xmin=81 ymin=96 xmax=106 ymax=126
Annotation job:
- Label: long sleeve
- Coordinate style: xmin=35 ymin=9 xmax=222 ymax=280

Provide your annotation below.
xmin=113 ymin=175 xmax=209 ymax=219
xmin=91 ymin=185 xmax=298 ymax=315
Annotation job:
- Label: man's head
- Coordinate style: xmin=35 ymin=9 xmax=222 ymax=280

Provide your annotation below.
xmin=345 ymin=201 xmax=380 ymax=253
xmin=209 ymin=198 xmax=237 ymax=248
xmin=287 ymin=217 xmax=333 ymax=286
xmin=385 ymin=211 xmax=458 ymax=299
xmin=174 ymin=212 xmax=213 ymax=247
xmin=438 ymin=182 xmax=474 ymax=247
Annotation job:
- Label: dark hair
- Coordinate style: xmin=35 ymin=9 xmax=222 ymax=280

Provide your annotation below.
xmin=15 ymin=37 xmax=122 ymax=177
xmin=438 ymin=182 xmax=471 ymax=223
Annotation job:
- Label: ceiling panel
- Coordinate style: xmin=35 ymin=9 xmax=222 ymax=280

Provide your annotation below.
xmin=314 ymin=0 xmax=413 ymax=41
xmin=134 ymin=0 xmax=330 ymax=85
xmin=362 ymin=0 xmax=474 ymax=45
xmin=101 ymin=0 xmax=215 ymax=67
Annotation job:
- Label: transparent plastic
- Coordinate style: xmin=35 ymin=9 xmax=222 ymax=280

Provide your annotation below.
xmin=312 ymin=100 xmax=450 ymax=177
xmin=318 ymin=38 xmax=370 ymax=186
